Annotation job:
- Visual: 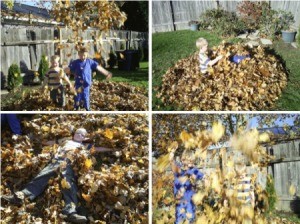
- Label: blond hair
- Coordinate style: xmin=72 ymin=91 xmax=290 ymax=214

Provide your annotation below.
xmin=51 ymin=55 xmax=60 ymax=62
xmin=196 ymin=38 xmax=208 ymax=49
xmin=234 ymin=161 xmax=246 ymax=176
xmin=182 ymin=150 xmax=196 ymax=161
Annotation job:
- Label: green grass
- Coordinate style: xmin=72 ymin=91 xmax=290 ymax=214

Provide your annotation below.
xmin=96 ymin=61 xmax=148 ymax=89
xmin=271 ymin=41 xmax=300 ymax=110
xmin=152 ymin=29 xmax=300 ymax=111
xmin=268 ymin=211 xmax=300 ymax=223
xmin=152 ymin=30 xmax=240 ymax=110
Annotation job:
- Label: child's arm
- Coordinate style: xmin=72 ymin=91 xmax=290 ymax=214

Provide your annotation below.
xmin=93 ymin=146 xmax=116 ymax=152
xmin=96 ymin=65 xmax=112 ymax=80
xmin=62 ymin=69 xmax=75 ymax=92
xmin=42 ymin=140 xmax=56 ymax=146
xmin=169 ymin=151 xmax=180 ymax=173
xmin=208 ymin=55 xmax=223 ymax=67
xmin=43 ymin=72 xmax=49 ymax=87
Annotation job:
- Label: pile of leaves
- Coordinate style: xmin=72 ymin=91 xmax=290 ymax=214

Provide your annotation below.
xmin=153 ymin=122 xmax=297 ymax=224
xmin=157 ymin=43 xmax=288 ymax=111
xmin=1 ymin=81 xmax=148 ymax=111
xmin=1 ymin=114 xmax=148 ymax=223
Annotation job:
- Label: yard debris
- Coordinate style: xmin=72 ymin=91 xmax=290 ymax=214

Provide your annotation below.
xmin=1 ymin=114 xmax=148 ymax=223
xmin=157 ymin=43 xmax=287 ymax=110
xmin=153 ymin=122 xmax=297 ymax=224
xmin=1 ymin=81 xmax=148 ymax=111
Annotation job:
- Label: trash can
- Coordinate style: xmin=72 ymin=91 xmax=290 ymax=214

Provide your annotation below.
xmin=117 ymin=50 xmax=139 ymax=71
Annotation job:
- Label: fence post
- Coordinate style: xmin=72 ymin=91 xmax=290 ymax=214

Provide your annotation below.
xmin=169 ymin=1 xmax=176 ymax=31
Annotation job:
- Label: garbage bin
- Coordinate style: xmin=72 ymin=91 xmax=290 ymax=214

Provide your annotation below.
xmin=116 ymin=50 xmax=139 ymax=71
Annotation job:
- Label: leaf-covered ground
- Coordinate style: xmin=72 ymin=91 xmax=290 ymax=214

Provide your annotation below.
xmin=157 ymin=43 xmax=287 ymax=111
xmin=1 ymin=81 xmax=148 ymax=111
xmin=1 ymin=114 xmax=148 ymax=223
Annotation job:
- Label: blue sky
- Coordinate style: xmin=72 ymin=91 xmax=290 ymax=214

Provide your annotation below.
xmin=248 ymin=115 xmax=297 ymax=129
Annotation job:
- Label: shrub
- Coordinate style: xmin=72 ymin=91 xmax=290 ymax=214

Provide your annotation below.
xmin=7 ymin=63 xmax=22 ymax=91
xmin=265 ymin=175 xmax=277 ymax=213
xmin=277 ymin=10 xmax=295 ymax=31
xmin=259 ymin=6 xmax=280 ymax=39
xmin=38 ymin=54 xmax=49 ymax=81
xmin=237 ymin=1 xmax=269 ymax=30
xmin=199 ymin=8 xmax=246 ymax=37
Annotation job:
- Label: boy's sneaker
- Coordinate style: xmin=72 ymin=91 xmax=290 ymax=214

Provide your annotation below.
xmin=66 ymin=213 xmax=88 ymax=223
xmin=1 ymin=192 xmax=24 ymax=206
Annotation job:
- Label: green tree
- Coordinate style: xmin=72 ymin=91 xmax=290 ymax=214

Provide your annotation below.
xmin=7 ymin=63 xmax=22 ymax=91
xmin=38 ymin=54 xmax=49 ymax=81
xmin=265 ymin=175 xmax=277 ymax=213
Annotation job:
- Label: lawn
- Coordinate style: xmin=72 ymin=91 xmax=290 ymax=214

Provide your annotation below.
xmin=96 ymin=61 xmax=149 ymax=89
xmin=152 ymin=30 xmax=300 ymax=111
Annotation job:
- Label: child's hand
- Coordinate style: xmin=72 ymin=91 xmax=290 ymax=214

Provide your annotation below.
xmin=106 ymin=72 xmax=112 ymax=80
xmin=169 ymin=151 xmax=175 ymax=161
xmin=217 ymin=55 xmax=223 ymax=61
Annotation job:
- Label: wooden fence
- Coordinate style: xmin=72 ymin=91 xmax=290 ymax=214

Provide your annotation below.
xmin=185 ymin=139 xmax=300 ymax=213
xmin=152 ymin=0 xmax=300 ymax=33
xmin=1 ymin=27 xmax=148 ymax=79
xmin=267 ymin=140 xmax=300 ymax=213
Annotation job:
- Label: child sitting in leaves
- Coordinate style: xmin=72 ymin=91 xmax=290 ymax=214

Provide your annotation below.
xmin=196 ymin=38 xmax=223 ymax=75
xmin=44 ymin=55 xmax=75 ymax=108
xmin=1 ymin=128 xmax=119 ymax=224
xmin=169 ymin=148 xmax=205 ymax=224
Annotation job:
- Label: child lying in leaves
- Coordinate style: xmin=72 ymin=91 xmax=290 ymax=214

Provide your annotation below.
xmin=1 ymin=128 xmax=120 ymax=224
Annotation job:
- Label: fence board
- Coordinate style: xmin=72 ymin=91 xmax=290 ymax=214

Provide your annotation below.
xmin=1 ymin=27 xmax=147 ymax=79
xmin=153 ymin=0 xmax=300 ymax=32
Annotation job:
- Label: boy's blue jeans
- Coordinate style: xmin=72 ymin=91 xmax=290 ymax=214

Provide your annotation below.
xmin=21 ymin=158 xmax=78 ymax=216
xmin=175 ymin=200 xmax=196 ymax=224
xmin=74 ymin=86 xmax=90 ymax=111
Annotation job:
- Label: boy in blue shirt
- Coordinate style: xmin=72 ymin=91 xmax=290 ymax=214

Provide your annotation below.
xmin=65 ymin=47 xmax=112 ymax=111
xmin=169 ymin=149 xmax=204 ymax=223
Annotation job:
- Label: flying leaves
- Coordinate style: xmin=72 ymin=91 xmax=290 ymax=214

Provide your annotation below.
xmin=152 ymin=116 xmax=289 ymax=224
xmin=52 ymin=1 xmax=127 ymax=49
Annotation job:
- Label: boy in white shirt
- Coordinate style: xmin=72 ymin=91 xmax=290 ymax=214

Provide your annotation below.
xmin=2 ymin=128 xmax=117 ymax=223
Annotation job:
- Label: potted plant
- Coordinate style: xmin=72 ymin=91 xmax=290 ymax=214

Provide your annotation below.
xmin=278 ymin=10 xmax=296 ymax=43
xmin=188 ymin=20 xmax=200 ymax=31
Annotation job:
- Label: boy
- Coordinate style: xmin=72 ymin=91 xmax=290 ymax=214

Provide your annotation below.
xmin=196 ymin=38 xmax=223 ymax=74
xmin=234 ymin=162 xmax=255 ymax=224
xmin=169 ymin=149 xmax=204 ymax=224
xmin=65 ymin=47 xmax=112 ymax=111
xmin=1 ymin=128 xmax=118 ymax=223
xmin=44 ymin=55 xmax=74 ymax=107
